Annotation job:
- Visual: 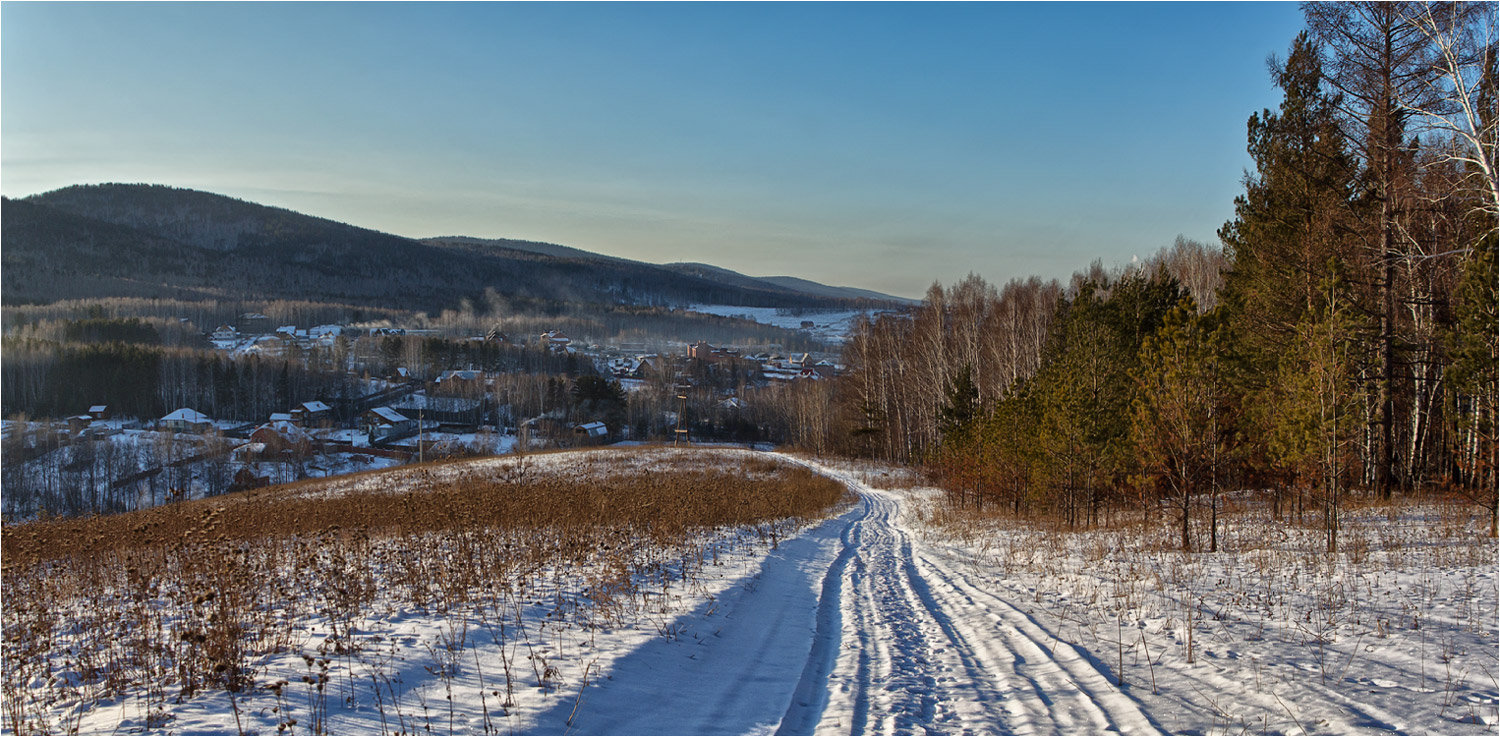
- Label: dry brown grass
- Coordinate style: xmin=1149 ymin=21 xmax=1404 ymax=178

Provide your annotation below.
xmin=1 ymin=449 xmax=847 ymax=735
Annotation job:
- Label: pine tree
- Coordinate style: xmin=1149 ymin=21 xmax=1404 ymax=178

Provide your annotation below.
xmin=1220 ymin=31 xmax=1355 ymax=381
xmin=1031 ymin=275 xmax=1180 ymax=527
xmin=1132 ymin=298 xmax=1234 ymax=551
xmin=1220 ymin=31 xmax=1363 ymax=513
xmin=1265 ymin=267 xmax=1367 ymax=553
xmin=938 ymin=365 xmax=980 ymax=440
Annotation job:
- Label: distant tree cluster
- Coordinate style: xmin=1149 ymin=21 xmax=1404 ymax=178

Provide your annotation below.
xmin=60 ymin=313 xmax=161 ymax=345
xmin=0 ymin=339 xmax=359 ymax=423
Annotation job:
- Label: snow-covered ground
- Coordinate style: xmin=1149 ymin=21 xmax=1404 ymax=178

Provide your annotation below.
xmin=0 ymin=419 xmax=526 ymax=520
xmin=847 ymin=463 xmax=1498 ymax=735
xmin=686 ymin=305 xmax=885 ymax=345
xmin=7 ymin=450 xmax=1495 ymax=735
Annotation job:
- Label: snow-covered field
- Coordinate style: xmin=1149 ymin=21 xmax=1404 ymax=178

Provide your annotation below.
xmin=903 ymin=483 xmax=1499 ymax=734
xmin=5 ymin=449 xmax=1495 ymax=735
xmin=0 ymin=419 xmax=525 ymax=521
xmin=686 ymin=305 xmax=883 ymax=345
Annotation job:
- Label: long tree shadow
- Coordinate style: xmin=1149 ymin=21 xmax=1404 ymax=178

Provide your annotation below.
xmin=525 ymin=505 xmax=860 ymax=736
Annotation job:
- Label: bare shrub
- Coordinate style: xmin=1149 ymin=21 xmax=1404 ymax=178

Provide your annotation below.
xmin=1 ymin=448 xmax=845 ymax=733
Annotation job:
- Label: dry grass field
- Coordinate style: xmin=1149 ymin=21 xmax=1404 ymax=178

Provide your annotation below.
xmin=1 ymin=447 xmax=848 ymax=734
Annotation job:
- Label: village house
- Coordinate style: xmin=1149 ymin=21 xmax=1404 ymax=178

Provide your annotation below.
xmin=634 ymin=355 xmax=659 ymax=378
xmin=607 ymin=357 xmax=639 ymax=378
xmin=291 ymin=400 xmax=333 ymax=427
xmin=230 ymin=467 xmax=271 ymax=492
xmin=160 ymin=408 xmax=214 ymax=434
xmin=812 ymin=360 xmax=842 ymax=378
xmin=572 ymin=421 xmax=609 ymax=444
xmin=242 ymin=334 xmax=284 ymax=357
xmin=88 ymin=405 xmax=109 ymax=420
xmin=249 ymin=420 xmax=314 ymax=457
xmin=436 ymin=369 xmax=484 ymax=385
xmin=308 ymin=325 xmax=343 ymax=340
xmin=390 ymin=394 xmax=485 ymax=430
xmin=764 ymin=369 xmax=800 ymax=383
xmin=540 ymin=331 xmax=572 ymax=352
xmin=520 ymin=414 xmax=571 ymax=446
xmin=363 ymin=406 xmax=416 ymax=443
xmin=231 ymin=442 xmax=266 ymax=464
xmin=210 ymin=324 xmax=239 ymax=342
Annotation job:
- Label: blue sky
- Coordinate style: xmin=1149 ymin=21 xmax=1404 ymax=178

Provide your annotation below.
xmin=2 ymin=2 xmax=1307 ymax=299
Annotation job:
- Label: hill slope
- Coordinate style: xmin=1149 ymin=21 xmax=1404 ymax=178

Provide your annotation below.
xmin=6 ymin=184 xmax=905 ymax=311
xmin=758 ymin=275 xmax=915 ymax=303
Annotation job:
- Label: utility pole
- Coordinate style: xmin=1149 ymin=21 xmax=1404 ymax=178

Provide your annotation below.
xmin=675 ymin=393 xmax=688 ymax=446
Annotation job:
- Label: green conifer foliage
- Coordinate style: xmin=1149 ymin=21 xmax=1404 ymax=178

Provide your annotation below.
xmin=1131 ymin=298 xmax=1234 ymax=551
xmin=1445 ymin=232 xmax=1499 ymax=533
xmin=1264 ymin=268 xmax=1368 ymax=553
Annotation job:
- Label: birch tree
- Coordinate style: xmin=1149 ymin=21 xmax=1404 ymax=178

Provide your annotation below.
xmin=1404 ymin=1 xmax=1499 ymax=224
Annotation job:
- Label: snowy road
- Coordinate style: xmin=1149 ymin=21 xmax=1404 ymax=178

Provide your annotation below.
xmin=782 ymin=460 xmax=1157 ymax=735
xmin=776 ymin=457 xmax=1159 ymax=736
xmin=550 ymin=453 xmax=1160 ymax=735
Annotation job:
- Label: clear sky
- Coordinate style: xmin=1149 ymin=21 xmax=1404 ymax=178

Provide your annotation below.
xmin=2 ymin=2 xmax=1308 ymax=300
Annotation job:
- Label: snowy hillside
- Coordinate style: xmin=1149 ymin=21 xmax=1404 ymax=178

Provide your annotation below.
xmin=686 ymin=305 xmax=889 ymax=345
xmin=4 ymin=449 xmax=1494 ymax=735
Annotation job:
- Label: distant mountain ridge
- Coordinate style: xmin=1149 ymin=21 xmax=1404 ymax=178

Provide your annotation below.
xmin=427 ymin=240 xmax=915 ymax=305
xmin=755 ymin=276 xmax=911 ymax=304
xmin=3 ymin=184 xmax=909 ymax=311
xmin=421 ymin=235 xmax=639 ymax=266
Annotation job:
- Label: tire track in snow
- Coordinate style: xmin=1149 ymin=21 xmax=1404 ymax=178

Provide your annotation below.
xmin=843 ymin=491 xmax=947 ymax=732
xmin=776 ymin=494 xmax=868 ymax=735
xmin=774 ymin=454 xmax=1160 ymax=735
xmin=911 ymin=544 xmax=1163 ymax=734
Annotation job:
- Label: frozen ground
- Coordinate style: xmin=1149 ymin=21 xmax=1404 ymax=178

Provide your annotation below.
xmin=11 ymin=449 xmax=1496 ymax=735
xmin=832 ymin=461 xmax=1498 ymax=735
xmin=686 ymin=305 xmax=884 ymax=345
xmin=0 ymin=419 xmax=524 ymax=520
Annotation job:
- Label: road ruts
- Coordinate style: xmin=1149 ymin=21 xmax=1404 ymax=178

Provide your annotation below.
xmin=774 ymin=455 xmax=1161 ymax=735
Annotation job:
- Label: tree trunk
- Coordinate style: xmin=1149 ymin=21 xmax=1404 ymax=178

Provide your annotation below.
xmin=1378 ymin=212 xmax=1396 ymax=499
xmin=1181 ymin=484 xmax=1192 ymax=552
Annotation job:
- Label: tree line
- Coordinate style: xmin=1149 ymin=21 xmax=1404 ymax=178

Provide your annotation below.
xmin=807 ymin=3 xmax=1497 ymax=545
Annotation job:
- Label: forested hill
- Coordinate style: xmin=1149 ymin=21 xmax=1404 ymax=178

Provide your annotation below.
xmin=4 ymin=184 xmax=904 ymax=311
